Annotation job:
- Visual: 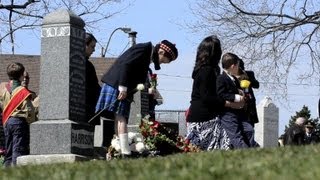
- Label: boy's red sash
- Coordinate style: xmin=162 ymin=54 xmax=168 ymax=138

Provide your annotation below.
xmin=2 ymin=87 xmax=31 ymax=125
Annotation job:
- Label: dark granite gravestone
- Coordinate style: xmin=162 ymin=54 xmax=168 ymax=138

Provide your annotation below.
xmin=127 ymin=89 xmax=149 ymax=132
xmin=17 ymin=9 xmax=94 ymax=165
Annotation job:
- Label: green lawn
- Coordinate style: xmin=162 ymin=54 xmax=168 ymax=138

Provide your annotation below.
xmin=1 ymin=145 xmax=320 ymax=180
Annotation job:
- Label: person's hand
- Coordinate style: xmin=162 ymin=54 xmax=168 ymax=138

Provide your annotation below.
xmin=238 ymin=89 xmax=244 ymax=96
xmin=148 ymin=87 xmax=156 ymax=95
xmin=239 ymin=95 xmax=246 ymax=103
xmin=117 ymin=91 xmax=127 ymax=100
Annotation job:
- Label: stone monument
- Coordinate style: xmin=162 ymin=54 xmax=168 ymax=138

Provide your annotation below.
xmin=127 ymin=89 xmax=149 ymax=132
xmin=17 ymin=9 xmax=94 ymax=165
xmin=155 ymin=110 xmax=186 ymax=136
xmin=255 ymin=96 xmax=279 ymax=148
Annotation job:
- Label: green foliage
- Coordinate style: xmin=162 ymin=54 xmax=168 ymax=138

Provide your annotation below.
xmin=2 ymin=145 xmax=320 ymax=179
xmin=0 ymin=156 xmax=3 ymax=165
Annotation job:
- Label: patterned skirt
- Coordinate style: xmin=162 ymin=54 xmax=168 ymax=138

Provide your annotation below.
xmin=186 ymin=117 xmax=231 ymax=151
xmin=95 ymin=84 xmax=131 ymax=118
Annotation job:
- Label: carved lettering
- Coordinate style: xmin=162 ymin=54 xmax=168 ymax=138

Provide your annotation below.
xmin=71 ymin=129 xmax=94 ymax=149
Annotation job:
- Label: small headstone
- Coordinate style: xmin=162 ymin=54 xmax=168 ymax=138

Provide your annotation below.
xmin=155 ymin=110 xmax=186 ymax=136
xmin=255 ymin=96 xmax=279 ymax=147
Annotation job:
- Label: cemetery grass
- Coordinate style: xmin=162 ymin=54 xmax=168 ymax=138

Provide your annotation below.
xmin=2 ymin=145 xmax=320 ymax=180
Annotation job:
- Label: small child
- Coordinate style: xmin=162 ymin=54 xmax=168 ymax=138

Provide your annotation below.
xmin=236 ymin=59 xmax=260 ymax=126
xmin=216 ymin=53 xmax=254 ymax=149
xmin=0 ymin=62 xmax=35 ymax=167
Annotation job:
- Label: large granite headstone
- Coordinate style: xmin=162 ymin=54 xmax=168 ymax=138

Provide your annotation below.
xmin=17 ymin=9 xmax=94 ymax=165
xmin=255 ymin=97 xmax=279 ymax=148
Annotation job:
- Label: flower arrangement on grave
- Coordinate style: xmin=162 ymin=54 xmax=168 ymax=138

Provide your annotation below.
xmin=106 ymin=115 xmax=200 ymax=160
xmin=106 ymin=132 xmax=146 ymax=160
xmin=139 ymin=115 xmax=201 ymax=155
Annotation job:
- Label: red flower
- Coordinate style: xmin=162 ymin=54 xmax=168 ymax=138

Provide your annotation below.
xmin=143 ymin=132 xmax=148 ymax=137
xmin=139 ymin=114 xmax=201 ymax=154
xmin=151 ymin=73 xmax=157 ymax=79
xmin=151 ymin=120 xmax=160 ymax=129
xmin=185 ymin=139 xmax=190 ymax=145
xmin=176 ymin=141 xmax=183 ymax=147
xmin=184 ymin=146 xmax=190 ymax=152
xmin=152 ymin=129 xmax=159 ymax=136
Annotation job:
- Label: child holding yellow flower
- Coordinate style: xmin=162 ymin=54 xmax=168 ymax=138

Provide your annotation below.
xmin=216 ymin=53 xmax=254 ymax=149
xmin=236 ymin=59 xmax=260 ymax=126
xmin=236 ymin=58 xmax=260 ymax=147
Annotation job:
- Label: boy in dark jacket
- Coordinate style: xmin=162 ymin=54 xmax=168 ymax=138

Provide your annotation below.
xmin=217 ymin=53 xmax=253 ymax=149
xmin=1 ymin=63 xmax=35 ymax=167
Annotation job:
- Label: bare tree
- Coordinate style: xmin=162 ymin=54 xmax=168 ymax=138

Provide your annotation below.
xmin=0 ymin=0 xmax=132 ymax=54
xmin=187 ymin=0 xmax=320 ymax=98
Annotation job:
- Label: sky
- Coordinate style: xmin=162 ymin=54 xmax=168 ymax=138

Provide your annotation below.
xmin=2 ymin=0 xmax=319 ymax=134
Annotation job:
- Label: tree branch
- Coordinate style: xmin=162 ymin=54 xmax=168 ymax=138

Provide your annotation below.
xmin=0 ymin=0 xmax=39 ymax=9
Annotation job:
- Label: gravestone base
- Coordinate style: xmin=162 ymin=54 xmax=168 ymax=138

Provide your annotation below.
xmin=159 ymin=122 xmax=179 ymax=135
xmin=93 ymin=118 xmax=113 ymax=160
xmin=29 ymin=120 xmax=94 ymax=156
xmin=94 ymin=118 xmax=114 ymax=148
xmin=17 ymin=154 xmax=90 ymax=166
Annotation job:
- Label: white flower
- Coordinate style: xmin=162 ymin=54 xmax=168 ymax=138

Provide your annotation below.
xmin=130 ymin=142 xmax=146 ymax=153
xmin=148 ymin=87 xmax=155 ymax=94
xmin=128 ymin=132 xmax=143 ymax=143
xmin=132 ymin=133 xmax=143 ymax=142
xmin=128 ymin=132 xmax=137 ymax=144
xmin=136 ymin=84 xmax=145 ymax=91
xmin=111 ymin=137 xmax=121 ymax=152
xmin=114 ymin=144 xmax=121 ymax=152
xmin=135 ymin=142 xmax=145 ymax=152
xmin=134 ymin=136 xmax=143 ymax=143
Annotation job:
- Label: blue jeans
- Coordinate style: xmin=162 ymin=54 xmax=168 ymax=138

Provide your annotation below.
xmin=3 ymin=117 xmax=29 ymax=167
xmin=241 ymin=121 xmax=256 ymax=147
